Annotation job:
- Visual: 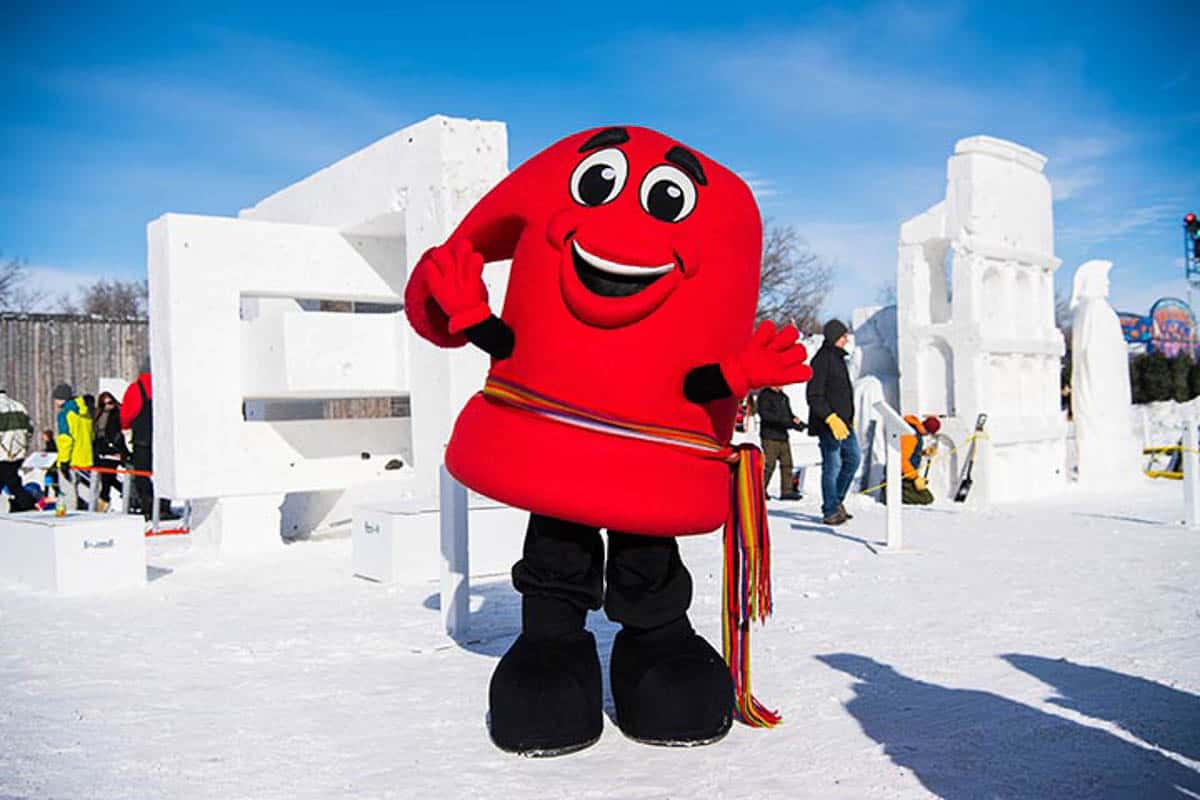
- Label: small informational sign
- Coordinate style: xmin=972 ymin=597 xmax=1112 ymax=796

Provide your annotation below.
xmin=1118 ymin=311 xmax=1151 ymax=344
xmin=1118 ymin=298 xmax=1197 ymax=358
xmin=21 ymin=452 xmax=57 ymax=470
xmin=1150 ymin=298 xmax=1196 ymax=358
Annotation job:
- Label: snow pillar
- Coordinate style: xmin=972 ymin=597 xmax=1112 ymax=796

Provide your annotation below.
xmin=875 ymin=401 xmax=909 ymax=551
xmin=885 ymin=428 xmax=903 ymax=550
xmin=1184 ymin=418 xmax=1199 ymax=529
xmin=439 ymin=465 xmax=469 ymax=638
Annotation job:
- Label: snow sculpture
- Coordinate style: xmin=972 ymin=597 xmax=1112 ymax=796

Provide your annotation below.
xmin=851 ymin=306 xmax=900 ymax=491
xmin=851 ymin=305 xmax=900 ymax=407
xmin=1070 ymin=260 xmax=1140 ymax=486
xmin=852 ymin=374 xmax=887 ymax=493
xmin=895 ymin=136 xmax=1066 ymax=503
xmin=148 ymin=115 xmax=508 ymax=552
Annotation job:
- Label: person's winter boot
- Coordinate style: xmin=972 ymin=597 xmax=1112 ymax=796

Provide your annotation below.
xmin=606 ymin=532 xmax=733 ymax=746
xmin=96 ymin=498 xmax=109 ymax=513
xmin=838 ymin=502 xmax=853 ymax=520
xmin=822 ymin=508 xmax=847 ymax=526
xmin=488 ymin=515 xmax=604 ymax=757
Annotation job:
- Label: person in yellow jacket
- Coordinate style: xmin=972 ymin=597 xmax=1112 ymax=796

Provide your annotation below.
xmin=899 ymin=414 xmax=940 ymax=505
xmin=52 ymin=382 xmax=94 ymax=509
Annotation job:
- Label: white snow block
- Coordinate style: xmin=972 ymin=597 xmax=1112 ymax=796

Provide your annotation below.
xmin=0 ymin=511 xmax=146 ymax=594
xmin=352 ymin=500 xmax=525 ymax=584
xmin=353 ymin=502 xmax=432 ymax=583
xmin=189 ymin=495 xmax=285 ymax=556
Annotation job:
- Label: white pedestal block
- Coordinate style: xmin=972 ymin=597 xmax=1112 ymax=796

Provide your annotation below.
xmin=0 ymin=511 xmax=146 ymax=594
xmin=189 ymin=495 xmax=285 ymax=556
xmin=351 ymin=499 xmax=524 ymax=584
xmin=353 ymin=501 xmax=435 ymax=583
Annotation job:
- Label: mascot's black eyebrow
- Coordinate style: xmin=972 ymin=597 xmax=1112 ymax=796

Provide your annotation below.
xmin=578 ymin=127 xmax=630 ymax=153
xmin=665 ymin=146 xmax=707 ymax=186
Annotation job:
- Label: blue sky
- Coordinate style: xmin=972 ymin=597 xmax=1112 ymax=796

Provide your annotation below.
xmin=2 ymin=1 xmax=1193 ymax=320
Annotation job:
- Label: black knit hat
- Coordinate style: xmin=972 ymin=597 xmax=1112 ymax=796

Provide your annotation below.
xmin=52 ymin=383 xmax=74 ymax=401
xmin=823 ymin=319 xmax=849 ymax=343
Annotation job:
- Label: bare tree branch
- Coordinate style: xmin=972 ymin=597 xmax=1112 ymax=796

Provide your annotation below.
xmin=74 ymin=278 xmax=149 ymax=319
xmin=1055 ymin=284 xmax=1073 ymax=342
xmin=756 ymin=224 xmax=832 ymax=333
xmin=0 ymin=256 xmax=35 ymax=311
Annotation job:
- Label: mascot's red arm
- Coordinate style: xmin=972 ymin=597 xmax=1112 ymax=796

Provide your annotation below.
xmin=685 ymin=320 xmax=813 ymax=403
xmin=403 ymin=179 xmax=528 ymax=351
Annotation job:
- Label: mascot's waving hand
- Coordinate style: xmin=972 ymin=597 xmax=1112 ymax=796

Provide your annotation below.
xmin=406 ymin=126 xmax=810 ymax=756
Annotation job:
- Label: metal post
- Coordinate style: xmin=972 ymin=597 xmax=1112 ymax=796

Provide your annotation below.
xmin=151 ymin=481 xmax=160 ymax=532
xmin=885 ymin=428 xmax=903 ymax=550
xmin=120 ymin=471 xmax=132 ymax=514
xmin=439 ymin=464 xmax=469 ymax=639
xmin=87 ymin=470 xmax=98 ymax=511
xmin=1184 ymin=418 xmax=1199 ymax=529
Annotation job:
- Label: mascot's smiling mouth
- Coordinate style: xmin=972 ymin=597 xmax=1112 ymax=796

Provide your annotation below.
xmin=571 ymin=241 xmax=676 ymax=298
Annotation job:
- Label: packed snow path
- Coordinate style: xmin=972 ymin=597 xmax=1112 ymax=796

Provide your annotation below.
xmin=2 ymin=481 xmax=1198 ymax=799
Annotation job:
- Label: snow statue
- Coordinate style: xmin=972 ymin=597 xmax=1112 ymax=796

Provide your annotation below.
xmin=405 ymin=126 xmax=809 ymax=755
xmin=1070 ymin=260 xmax=1140 ymax=486
xmin=894 ymin=136 xmax=1067 ymax=504
xmin=851 ymin=306 xmax=900 ymax=493
xmin=852 ymin=374 xmax=887 ymax=493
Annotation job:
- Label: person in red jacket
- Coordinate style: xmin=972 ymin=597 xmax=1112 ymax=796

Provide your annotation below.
xmin=121 ymin=356 xmax=179 ymax=521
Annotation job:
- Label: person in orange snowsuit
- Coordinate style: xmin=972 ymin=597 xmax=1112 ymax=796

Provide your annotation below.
xmin=899 ymin=415 xmax=940 ymax=505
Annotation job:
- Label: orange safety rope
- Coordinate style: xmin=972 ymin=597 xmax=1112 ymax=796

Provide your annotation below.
xmin=62 ymin=466 xmax=190 ymax=536
xmin=71 ymin=464 xmax=154 ymax=478
xmin=146 ymin=527 xmax=190 ymax=537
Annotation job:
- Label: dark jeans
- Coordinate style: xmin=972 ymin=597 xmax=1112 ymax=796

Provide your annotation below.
xmin=96 ymin=457 xmax=124 ymax=503
xmin=761 ymin=438 xmax=793 ymax=496
xmin=817 ymin=428 xmax=861 ymax=517
xmin=132 ymin=444 xmax=156 ymax=520
xmin=0 ymin=460 xmax=36 ymax=512
xmin=511 ymin=514 xmax=692 ymax=637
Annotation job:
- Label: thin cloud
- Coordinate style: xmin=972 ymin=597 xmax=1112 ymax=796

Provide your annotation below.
xmin=1059 ymin=203 xmax=1179 ymax=245
xmin=1051 ymin=166 xmax=1103 ymax=202
xmin=37 ymin=25 xmax=406 ymax=177
xmin=736 ymin=170 xmax=780 ymax=201
xmin=791 ymin=219 xmax=899 ymax=318
xmin=7 ymin=264 xmax=125 ymax=313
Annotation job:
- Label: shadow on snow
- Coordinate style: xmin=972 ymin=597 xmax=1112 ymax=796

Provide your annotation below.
xmin=818 ymin=653 xmax=1200 ymax=799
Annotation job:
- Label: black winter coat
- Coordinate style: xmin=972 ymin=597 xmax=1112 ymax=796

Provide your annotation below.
xmin=757 ymin=388 xmax=805 ymax=442
xmin=93 ymin=406 xmax=130 ymax=461
xmin=806 ymin=344 xmax=854 ymax=436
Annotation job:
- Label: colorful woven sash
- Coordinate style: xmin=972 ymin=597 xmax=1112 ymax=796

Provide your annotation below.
xmin=482 ymin=375 xmax=781 ymax=728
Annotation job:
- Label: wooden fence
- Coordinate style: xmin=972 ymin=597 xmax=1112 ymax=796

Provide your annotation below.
xmin=0 ymin=313 xmax=148 ymax=437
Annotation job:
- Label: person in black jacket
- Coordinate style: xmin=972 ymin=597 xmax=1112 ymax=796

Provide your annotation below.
xmin=807 ymin=319 xmax=861 ymax=525
xmin=92 ymin=391 xmax=130 ymax=511
xmin=757 ymin=386 xmax=806 ymax=499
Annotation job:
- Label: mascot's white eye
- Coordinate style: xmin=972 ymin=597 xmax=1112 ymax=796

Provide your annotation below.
xmin=570 ymin=148 xmax=628 ymax=207
xmin=639 ymin=165 xmax=697 ymax=223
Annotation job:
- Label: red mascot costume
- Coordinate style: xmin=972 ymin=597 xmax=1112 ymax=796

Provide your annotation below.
xmin=405 ymin=125 xmax=810 ymax=755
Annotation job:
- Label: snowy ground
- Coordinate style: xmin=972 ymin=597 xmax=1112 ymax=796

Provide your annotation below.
xmin=2 ymin=479 xmax=1198 ymax=799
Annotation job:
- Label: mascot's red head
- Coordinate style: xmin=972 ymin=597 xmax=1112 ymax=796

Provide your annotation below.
xmin=407 ymin=126 xmax=764 ymax=535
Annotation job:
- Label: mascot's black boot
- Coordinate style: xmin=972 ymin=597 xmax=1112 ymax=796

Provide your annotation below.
xmin=606 ymin=532 xmax=734 ymax=745
xmin=488 ymin=515 xmax=604 ymax=757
